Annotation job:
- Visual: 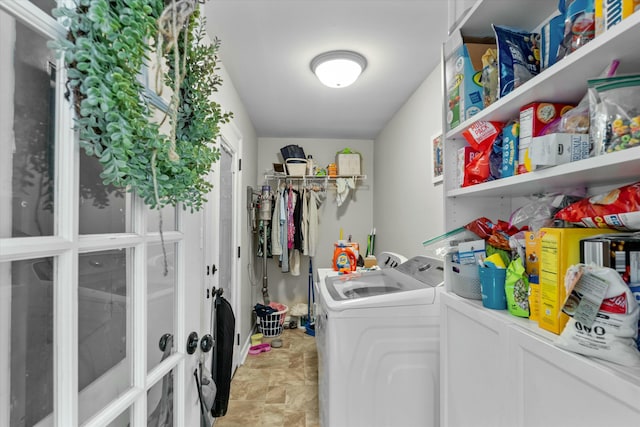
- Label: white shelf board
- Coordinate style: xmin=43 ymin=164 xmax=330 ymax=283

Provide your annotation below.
xmin=446 ymin=12 xmax=640 ymax=140
xmin=455 ymin=0 xmax=559 ymax=37
xmin=264 ymin=174 xmax=366 ymax=181
xmin=447 ymin=146 xmax=640 ymax=198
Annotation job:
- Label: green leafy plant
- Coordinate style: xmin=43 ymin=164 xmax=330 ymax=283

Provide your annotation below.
xmin=52 ymin=0 xmax=232 ymax=213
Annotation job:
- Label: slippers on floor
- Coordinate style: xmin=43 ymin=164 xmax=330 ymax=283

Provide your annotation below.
xmin=248 ymin=343 xmax=271 ymax=355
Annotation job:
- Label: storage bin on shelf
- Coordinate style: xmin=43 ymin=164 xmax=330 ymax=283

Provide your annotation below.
xmin=285 ymin=159 xmax=307 ymax=177
xmin=445 ymin=253 xmax=482 ymax=300
xmin=258 ymin=304 xmax=288 ymax=338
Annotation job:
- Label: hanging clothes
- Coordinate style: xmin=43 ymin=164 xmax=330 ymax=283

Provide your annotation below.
xmin=290 ymin=248 xmax=301 ymax=276
xmin=271 ymin=186 xmax=282 ymax=257
xmin=306 ymin=187 xmax=325 ymax=257
xmin=280 ymin=187 xmax=289 ymax=272
xmin=302 ymin=187 xmax=309 ymax=256
xmin=293 ymin=188 xmax=303 ymax=252
xmin=287 ymin=186 xmax=295 ymax=250
xmin=289 ymin=186 xmax=303 ymax=276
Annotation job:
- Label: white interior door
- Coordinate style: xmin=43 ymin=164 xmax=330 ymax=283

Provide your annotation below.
xmin=0 ymin=2 xmax=204 ymax=426
xmin=205 ymin=124 xmax=242 ymax=375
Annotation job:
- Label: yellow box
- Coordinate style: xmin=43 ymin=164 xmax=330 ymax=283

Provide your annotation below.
xmin=538 ymin=228 xmax=609 ymax=334
xmin=595 ymin=0 xmax=640 ymax=36
xmin=336 ymin=153 xmax=361 ymax=176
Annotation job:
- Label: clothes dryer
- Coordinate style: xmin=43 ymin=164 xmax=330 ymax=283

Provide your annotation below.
xmin=315 ymin=256 xmax=444 ymax=427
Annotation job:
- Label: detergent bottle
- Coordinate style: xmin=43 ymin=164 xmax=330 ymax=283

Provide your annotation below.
xmin=333 ymin=240 xmax=358 ymax=272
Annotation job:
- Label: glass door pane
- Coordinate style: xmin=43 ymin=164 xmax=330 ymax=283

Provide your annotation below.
xmin=79 ymin=151 xmax=130 ymax=234
xmin=4 ymin=257 xmax=55 ymax=427
xmin=29 ymin=0 xmax=57 ymax=17
xmin=78 ymin=249 xmax=131 ymax=424
xmin=146 ymin=372 xmax=174 ymax=426
xmin=2 ymin=11 xmax=57 ymax=238
xmin=147 ymin=243 xmax=176 ymax=373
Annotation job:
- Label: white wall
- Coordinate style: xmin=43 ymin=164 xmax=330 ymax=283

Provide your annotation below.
xmin=373 ymin=65 xmax=445 ymax=258
xmin=256 ymin=137 xmax=374 ymax=307
xmin=214 ymin=64 xmax=260 ymax=345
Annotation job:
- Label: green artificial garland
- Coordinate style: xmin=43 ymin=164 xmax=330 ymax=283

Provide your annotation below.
xmin=52 ymin=0 xmax=232 ymax=213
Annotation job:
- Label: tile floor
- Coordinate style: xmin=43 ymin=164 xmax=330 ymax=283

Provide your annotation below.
xmin=214 ymin=328 xmax=319 ymax=427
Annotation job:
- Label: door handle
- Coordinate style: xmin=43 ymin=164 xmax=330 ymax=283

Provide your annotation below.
xmin=159 ymin=333 xmax=173 ymax=352
xmin=200 ymin=334 xmax=213 ymax=353
xmin=186 ymin=331 xmax=199 ymax=354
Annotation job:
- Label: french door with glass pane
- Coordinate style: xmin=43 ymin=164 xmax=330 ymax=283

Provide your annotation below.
xmin=0 ymin=1 xmax=205 ymax=426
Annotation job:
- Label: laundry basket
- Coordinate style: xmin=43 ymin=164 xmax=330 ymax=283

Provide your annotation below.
xmin=258 ymin=304 xmax=288 ymax=338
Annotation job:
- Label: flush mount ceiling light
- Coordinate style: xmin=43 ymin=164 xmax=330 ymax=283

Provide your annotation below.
xmin=310 ymin=50 xmax=367 ymax=88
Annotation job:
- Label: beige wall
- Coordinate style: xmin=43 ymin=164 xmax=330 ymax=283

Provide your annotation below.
xmin=373 ymin=65 xmax=445 ymax=259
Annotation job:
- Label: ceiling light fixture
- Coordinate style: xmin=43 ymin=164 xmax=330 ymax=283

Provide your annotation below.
xmin=310 ymin=50 xmax=367 ymax=88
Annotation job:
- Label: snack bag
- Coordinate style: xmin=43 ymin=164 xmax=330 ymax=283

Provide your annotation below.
xmin=488 ymin=129 xmax=503 ymax=181
xmin=492 ymin=25 xmax=540 ymax=98
xmin=540 ymin=14 xmax=565 ymax=69
xmin=462 ymin=121 xmax=505 ymax=187
xmin=481 ymin=48 xmax=498 ymax=108
xmin=556 ymin=264 xmax=640 ymax=366
xmin=554 ymin=181 xmax=640 ymax=230
xmin=505 ymin=257 xmax=530 ymax=317
xmin=557 ymin=0 xmax=596 ymax=60
xmin=588 ymin=74 xmax=640 ymax=155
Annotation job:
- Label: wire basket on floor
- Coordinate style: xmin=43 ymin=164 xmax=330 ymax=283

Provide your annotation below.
xmin=258 ymin=305 xmax=288 ymax=338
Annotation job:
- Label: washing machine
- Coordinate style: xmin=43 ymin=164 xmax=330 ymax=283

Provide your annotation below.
xmin=315 ymin=256 xmax=444 ymax=427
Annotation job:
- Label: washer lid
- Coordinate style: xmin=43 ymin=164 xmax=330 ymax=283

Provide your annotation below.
xmin=325 ymin=256 xmax=443 ymax=301
xmin=394 ymin=255 xmax=444 ymax=287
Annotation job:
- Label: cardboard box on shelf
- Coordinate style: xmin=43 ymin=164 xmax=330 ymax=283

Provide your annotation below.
xmin=538 ymin=228 xmax=610 ymax=334
xmin=518 ymin=102 xmax=575 ymax=174
xmin=529 ymin=133 xmax=591 ymax=167
xmin=595 ymin=0 xmax=640 ymax=36
xmin=444 ymin=32 xmax=495 ymax=131
xmin=336 ymin=153 xmax=361 ymax=176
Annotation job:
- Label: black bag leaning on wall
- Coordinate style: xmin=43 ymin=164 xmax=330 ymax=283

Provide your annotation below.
xmin=211 ymin=296 xmax=235 ymax=417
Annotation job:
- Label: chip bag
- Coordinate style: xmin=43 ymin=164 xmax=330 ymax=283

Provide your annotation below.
xmin=505 ymin=257 xmax=530 ymax=317
xmin=554 ymin=182 xmax=640 ymax=230
xmin=462 ymin=121 xmax=505 ymax=187
xmin=492 ymin=25 xmax=540 ymax=98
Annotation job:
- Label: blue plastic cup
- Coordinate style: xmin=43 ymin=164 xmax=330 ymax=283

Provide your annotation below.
xmin=478 ymin=266 xmax=507 ymax=310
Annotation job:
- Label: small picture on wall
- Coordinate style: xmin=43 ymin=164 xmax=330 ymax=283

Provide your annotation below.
xmin=431 ymin=133 xmax=443 ymax=184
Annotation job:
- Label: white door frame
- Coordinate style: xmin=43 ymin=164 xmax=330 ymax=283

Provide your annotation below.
xmin=205 ymin=121 xmax=243 ymax=373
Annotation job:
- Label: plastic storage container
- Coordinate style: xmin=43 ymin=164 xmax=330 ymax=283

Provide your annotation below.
xmin=445 ymin=253 xmax=482 ymax=300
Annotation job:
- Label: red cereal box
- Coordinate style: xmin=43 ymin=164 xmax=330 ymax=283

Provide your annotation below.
xmin=518 ymin=102 xmax=575 ymax=174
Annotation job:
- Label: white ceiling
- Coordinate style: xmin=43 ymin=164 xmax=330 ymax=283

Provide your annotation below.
xmin=205 ymin=0 xmax=450 ymax=140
